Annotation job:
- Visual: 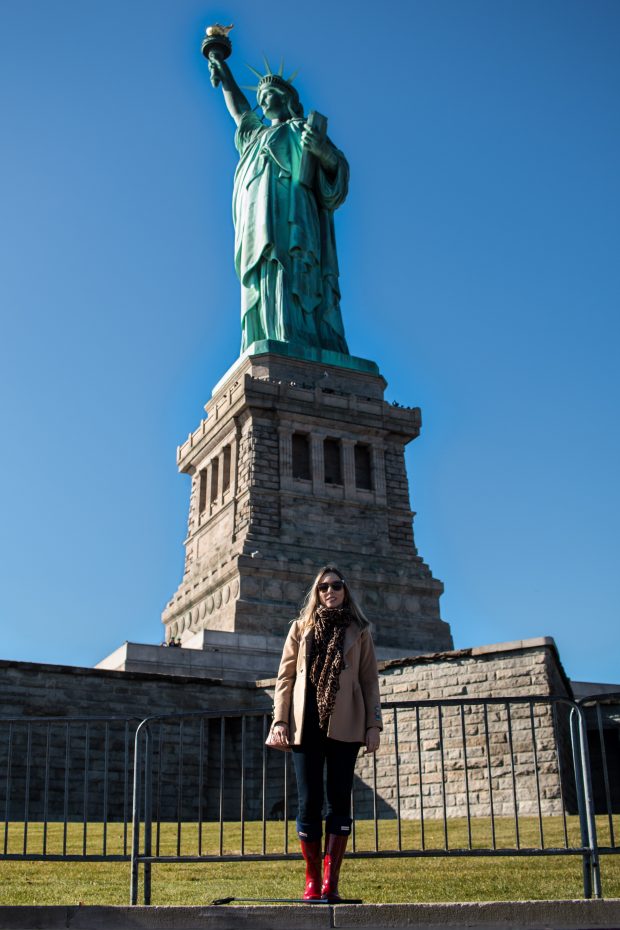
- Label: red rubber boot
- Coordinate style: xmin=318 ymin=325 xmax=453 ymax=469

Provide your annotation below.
xmin=300 ymin=838 xmax=322 ymax=900
xmin=321 ymin=833 xmax=348 ymax=902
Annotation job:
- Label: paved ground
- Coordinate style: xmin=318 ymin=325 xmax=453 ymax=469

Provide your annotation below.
xmin=1 ymin=900 xmax=620 ymax=929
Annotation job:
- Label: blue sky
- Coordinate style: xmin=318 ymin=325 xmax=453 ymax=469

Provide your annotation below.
xmin=1 ymin=1 xmax=619 ymax=685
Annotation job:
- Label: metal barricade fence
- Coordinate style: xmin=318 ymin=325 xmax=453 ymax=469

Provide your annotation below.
xmin=0 ymin=697 xmax=611 ymax=904
xmin=0 ymin=716 xmax=140 ymax=862
xmin=129 ymin=696 xmax=602 ymax=904
xmin=577 ymin=692 xmax=620 ymax=858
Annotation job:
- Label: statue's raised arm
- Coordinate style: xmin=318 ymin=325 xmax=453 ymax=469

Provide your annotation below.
xmin=209 ymin=58 xmax=251 ymax=126
xmin=202 ymin=26 xmax=350 ymax=357
xmin=201 ymin=23 xmax=249 ymax=125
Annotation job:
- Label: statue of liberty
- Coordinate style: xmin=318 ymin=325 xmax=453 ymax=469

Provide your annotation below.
xmin=204 ymin=29 xmax=350 ymax=356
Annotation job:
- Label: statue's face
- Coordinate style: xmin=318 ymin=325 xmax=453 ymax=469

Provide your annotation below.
xmin=260 ymin=87 xmax=289 ymax=121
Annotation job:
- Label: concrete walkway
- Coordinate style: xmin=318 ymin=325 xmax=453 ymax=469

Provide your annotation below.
xmin=1 ymin=900 xmax=619 ymax=929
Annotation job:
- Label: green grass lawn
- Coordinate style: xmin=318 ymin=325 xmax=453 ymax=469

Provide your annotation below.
xmin=0 ymin=817 xmax=618 ymax=906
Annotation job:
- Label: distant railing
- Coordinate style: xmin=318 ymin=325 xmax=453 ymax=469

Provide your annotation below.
xmin=1 ymin=695 xmax=617 ymax=905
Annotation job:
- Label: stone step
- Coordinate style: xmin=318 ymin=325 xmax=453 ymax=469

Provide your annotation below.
xmin=1 ymin=900 xmax=619 ymax=930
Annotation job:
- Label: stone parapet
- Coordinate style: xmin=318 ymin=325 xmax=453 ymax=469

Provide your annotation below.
xmin=96 ymin=636 xmax=423 ymax=682
xmin=0 ymin=657 xmax=266 ymax=720
xmin=96 ymin=632 xmax=284 ymax=680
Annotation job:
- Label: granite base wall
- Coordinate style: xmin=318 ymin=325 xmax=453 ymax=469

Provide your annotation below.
xmin=0 ymin=639 xmax=575 ymax=824
xmin=352 ymin=640 xmax=576 ymax=819
xmin=260 ymin=638 xmax=576 ymax=822
xmin=0 ymin=659 xmax=271 ymax=825
xmin=0 ymin=659 xmax=264 ymax=720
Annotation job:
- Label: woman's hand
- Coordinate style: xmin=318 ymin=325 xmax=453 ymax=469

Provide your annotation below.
xmin=271 ymin=722 xmax=290 ymax=747
xmin=365 ymin=727 xmax=381 ymax=754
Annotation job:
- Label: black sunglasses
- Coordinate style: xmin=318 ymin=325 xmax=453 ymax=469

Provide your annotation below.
xmin=317 ymin=581 xmax=344 ymax=593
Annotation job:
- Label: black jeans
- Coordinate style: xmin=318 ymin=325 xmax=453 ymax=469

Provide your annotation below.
xmin=292 ymin=733 xmax=360 ymax=842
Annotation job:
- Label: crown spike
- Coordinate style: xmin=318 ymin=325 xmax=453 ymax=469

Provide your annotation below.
xmin=241 ymin=85 xmax=260 ymax=92
xmin=245 ymin=63 xmax=263 ymax=79
xmin=278 ymin=58 xmax=285 ymax=76
xmin=286 ymin=69 xmax=299 ymax=83
xmin=262 ymin=53 xmax=272 ymax=75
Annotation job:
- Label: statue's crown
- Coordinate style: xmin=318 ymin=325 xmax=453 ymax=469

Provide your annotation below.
xmin=243 ymin=56 xmax=300 ymax=107
xmin=258 ymin=73 xmax=293 ymax=95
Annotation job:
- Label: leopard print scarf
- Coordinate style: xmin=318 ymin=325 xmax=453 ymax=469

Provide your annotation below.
xmin=309 ymin=606 xmax=352 ymax=730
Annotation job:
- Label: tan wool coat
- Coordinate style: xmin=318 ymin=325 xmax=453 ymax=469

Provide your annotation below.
xmin=272 ymin=619 xmax=383 ymax=744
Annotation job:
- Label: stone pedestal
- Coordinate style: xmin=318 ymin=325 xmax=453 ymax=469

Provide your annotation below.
xmin=161 ymin=348 xmax=453 ymax=658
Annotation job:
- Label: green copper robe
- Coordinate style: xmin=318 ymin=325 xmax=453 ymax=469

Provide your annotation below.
xmin=233 ymin=111 xmax=350 ymax=354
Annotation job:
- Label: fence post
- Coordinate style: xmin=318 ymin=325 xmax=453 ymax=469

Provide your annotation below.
xmin=130 ymin=722 xmax=145 ymax=906
xmin=575 ymin=705 xmax=602 ymax=898
xmin=143 ymin=726 xmax=153 ymax=905
xmin=570 ymin=706 xmax=593 ymax=899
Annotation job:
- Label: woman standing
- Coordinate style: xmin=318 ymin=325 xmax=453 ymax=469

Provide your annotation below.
xmin=269 ymin=567 xmax=382 ymax=902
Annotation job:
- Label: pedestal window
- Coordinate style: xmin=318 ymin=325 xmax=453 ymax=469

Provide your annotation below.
xmin=222 ymin=444 xmax=232 ymax=493
xmin=198 ymin=469 xmax=208 ymax=513
xmin=210 ymin=458 xmax=219 ymax=504
xmin=324 ymin=438 xmax=342 ymax=486
xmin=292 ymin=433 xmax=311 ymax=480
xmin=354 ymin=443 xmax=373 ymax=490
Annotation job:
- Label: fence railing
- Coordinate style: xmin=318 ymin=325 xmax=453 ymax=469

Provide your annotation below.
xmin=0 ymin=716 xmax=140 ymax=861
xmin=1 ymin=694 xmax=618 ymax=905
xmin=577 ymin=692 xmax=620 ymax=855
xmin=128 ymin=696 xmax=606 ymax=903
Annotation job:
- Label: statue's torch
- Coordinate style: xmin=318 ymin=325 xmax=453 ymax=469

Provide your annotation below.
xmin=201 ymin=24 xmax=233 ymax=87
